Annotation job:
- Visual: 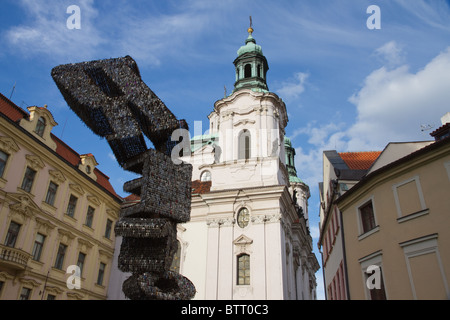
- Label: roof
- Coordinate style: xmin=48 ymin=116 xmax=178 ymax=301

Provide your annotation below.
xmin=0 ymin=92 xmax=121 ymax=201
xmin=191 ymin=180 xmax=212 ymax=194
xmin=338 ymin=151 xmax=382 ymax=170
xmin=336 ymin=137 xmax=450 ymax=206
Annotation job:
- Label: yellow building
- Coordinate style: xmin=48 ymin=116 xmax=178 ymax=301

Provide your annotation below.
xmin=335 ymin=120 xmax=450 ymax=300
xmin=0 ymin=92 xmax=122 ymax=300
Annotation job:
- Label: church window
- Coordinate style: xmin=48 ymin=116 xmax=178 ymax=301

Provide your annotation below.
xmin=237 ymin=254 xmax=250 ymax=285
xmin=257 ymin=64 xmax=261 ymax=78
xmin=237 ymin=207 xmax=250 ymax=228
xmin=35 ymin=117 xmax=46 ymax=137
xmin=238 ymin=130 xmax=251 ymax=160
xmin=244 ymin=64 xmax=252 ymax=78
xmin=200 ymin=171 xmax=211 ymax=182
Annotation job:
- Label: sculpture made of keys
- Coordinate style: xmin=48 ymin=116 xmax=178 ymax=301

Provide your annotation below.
xmin=51 ymin=56 xmax=195 ymax=300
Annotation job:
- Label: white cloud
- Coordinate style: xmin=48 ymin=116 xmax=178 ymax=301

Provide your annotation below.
xmin=374 ymin=41 xmax=405 ymax=67
xmin=4 ymin=0 xmax=104 ymax=62
xmin=276 ymin=72 xmax=309 ymax=101
xmin=347 ymin=47 xmax=450 ymax=150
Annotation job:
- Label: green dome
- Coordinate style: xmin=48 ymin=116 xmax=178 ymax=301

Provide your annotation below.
xmin=237 ymin=34 xmax=263 ymax=56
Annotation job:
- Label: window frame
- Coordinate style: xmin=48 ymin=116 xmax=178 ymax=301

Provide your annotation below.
xmin=54 ymin=243 xmax=67 ymax=270
xmin=66 ymin=194 xmax=78 ymax=218
xmin=237 ymin=253 xmax=251 ymax=286
xmin=356 ymin=197 xmax=379 ymax=239
xmin=21 ymin=166 xmax=37 ymax=193
xmin=4 ymin=221 xmax=21 ymax=248
xmin=0 ymin=150 xmax=9 ymax=178
xmin=35 ymin=117 xmax=46 ymax=137
xmin=44 ymin=181 xmax=59 ymax=206
xmin=84 ymin=206 xmax=95 ymax=228
xmin=32 ymin=233 xmax=46 ymax=261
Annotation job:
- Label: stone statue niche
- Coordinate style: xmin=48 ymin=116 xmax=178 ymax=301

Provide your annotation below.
xmin=51 ymin=56 xmax=196 ymax=300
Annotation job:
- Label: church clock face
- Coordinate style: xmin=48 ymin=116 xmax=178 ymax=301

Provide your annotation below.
xmin=237 ymin=208 xmax=250 ymax=228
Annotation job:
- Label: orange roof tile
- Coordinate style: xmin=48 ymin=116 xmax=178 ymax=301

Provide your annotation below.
xmin=191 ymin=180 xmax=211 ymax=194
xmin=338 ymin=151 xmax=381 ymax=170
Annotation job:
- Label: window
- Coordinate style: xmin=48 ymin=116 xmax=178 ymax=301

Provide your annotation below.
xmin=85 ymin=206 xmax=95 ymax=228
xmin=200 ymin=171 xmax=211 ymax=182
xmin=359 ymin=201 xmax=376 ymax=234
xmin=105 ymin=219 xmax=113 ymax=239
xmin=4 ymin=221 xmax=21 ymax=248
xmin=97 ymin=263 xmax=106 ymax=286
xmin=77 ymin=252 xmax=86 ymax=276
xmin=66 ymin=195 xmax=78 ymax=218
xmin=35 ymin=117 xmax=46 ymax=137
xmin=54 ymin=243 xmax=67 ymax=270
xmin=244 ymin=64 xmax=252 ymax=78
xmin=237 ymin=208 xmax=250 ymax=228
xmin=32 ymin=233 xmax=46 ymax=261
xmin=238 ymin=130 xmax=251 ymax=160
xmin=21 ymin=167 xmax=37 ymax=193
xmin=365 ymin=266 xmax=387 ymax=300
xmin=257 ymin=64 xmax=261 ymax=78
xmin=0 ymin=151 xmax=9 ymax=178
xmin=0 ymin=281 xmax=4 ymax=296
xmin=45 ymin=181 xmax=58 ymax=206
xmin=47 ymin=294 xmax=56 ymax=300
xmin=237 ymin=254 xmax=250 ymax=285
xmin=19 ymin=287 xmax=32 ymax=300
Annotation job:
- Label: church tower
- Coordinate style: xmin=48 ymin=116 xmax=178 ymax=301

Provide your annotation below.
xmin=177 ymin=24 xmax=320 ymax=300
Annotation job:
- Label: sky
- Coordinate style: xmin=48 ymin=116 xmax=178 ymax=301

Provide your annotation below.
xmin=1 ymin=0 xmax=450 ymax=300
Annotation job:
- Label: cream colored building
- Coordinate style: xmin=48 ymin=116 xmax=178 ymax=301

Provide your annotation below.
xmin=0 ymin=92 xmax=121 ymax=300
xmin=335 ymin=118 xmax=450 ymax=300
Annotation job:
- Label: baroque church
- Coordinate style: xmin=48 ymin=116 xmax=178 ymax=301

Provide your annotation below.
xmin=108 ymin=26 xmax=319 ymax=300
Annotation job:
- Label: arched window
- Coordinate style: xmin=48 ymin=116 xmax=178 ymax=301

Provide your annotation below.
xmin=200 ymin=170 xmax=211 ymax=182
xmin=257 ymin=64 xmax=261 ymax=78
xmin=244 ymin=64 xmax=252 ymax=78
xmin=35 ymin=117 xmax=46 ymax=137
xmin=238 ymin=130 xmax=251 ymax=160
xmin=237 ymin=254 xmax=250 ymax=285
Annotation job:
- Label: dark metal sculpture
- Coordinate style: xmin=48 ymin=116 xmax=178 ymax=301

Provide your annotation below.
xmin=51 ymin=56 xmax=196 ymax=300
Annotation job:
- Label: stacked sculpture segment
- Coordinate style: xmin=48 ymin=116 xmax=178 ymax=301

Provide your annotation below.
xmin=51 ymin=56 xmax=195 ymax=300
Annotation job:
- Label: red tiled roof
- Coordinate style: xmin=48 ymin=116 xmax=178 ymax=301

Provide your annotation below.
xmin=0 ymin=92 xmax=120 ymax=200
xmin=339 ymin=151 xmax=381 ymax=170
xmin=0 ymin=92 xmax=28 ymax=122
xmin=191 ymin=180 xmax=212 ymax=194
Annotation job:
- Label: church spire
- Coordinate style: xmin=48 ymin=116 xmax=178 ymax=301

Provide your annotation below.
xmin=233 ymin=19 xmax=269 ymax=93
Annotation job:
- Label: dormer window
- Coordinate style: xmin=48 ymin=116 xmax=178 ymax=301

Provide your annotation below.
xmin=35 ymin=117 xmax=46 ymax=137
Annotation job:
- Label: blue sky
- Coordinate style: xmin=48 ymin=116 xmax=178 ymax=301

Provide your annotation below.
xmin=1 ymin=0 xmax=450 ymax=300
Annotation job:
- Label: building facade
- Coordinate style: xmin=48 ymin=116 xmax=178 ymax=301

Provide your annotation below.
xmin=318 ymin=151 xmax=381 ymax=300
xmin=108 ymin=27 xmax=320 ymax=300
xmin=0 ymin=93 xmax=121 ymax=300
xmin=321 ymin=114 xmax=450 ymax=300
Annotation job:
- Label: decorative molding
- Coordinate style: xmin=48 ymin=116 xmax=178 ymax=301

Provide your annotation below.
xmin=25 ymin=154 xmax=45 ymax=170
xmin=35 ymin=217 xmax=57 ymax=235
xmin=206 ymin=217 xmax=235 ymax=228
xmin=67 ymin=292 xmax=85 ymax=300
xmin=0 ymin=136 xmax=20 ymax=154
xmin=57 ymin=228 xmax=76 ymax=244
xmin=19 ymin=278 xmax=42 ymax=288
xmin=87 ymin=195 xmax=101 ymax=207
xmin=99 ymin=249 xmax=113 ymax=260
xmin=49 ymin=170 xmax=66 ymax=184
xmin=69 ymin=183 xmax=85 ymax=196
xmin=77 ymin=238 xmax=94 ymax=252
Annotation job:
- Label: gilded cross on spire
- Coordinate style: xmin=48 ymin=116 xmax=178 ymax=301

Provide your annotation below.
xmin=248 ymin=16 xmax=254 ymax=34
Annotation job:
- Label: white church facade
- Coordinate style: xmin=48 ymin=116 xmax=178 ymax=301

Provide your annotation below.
xmin=108 ymin=26 xmax=319 ymax=300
